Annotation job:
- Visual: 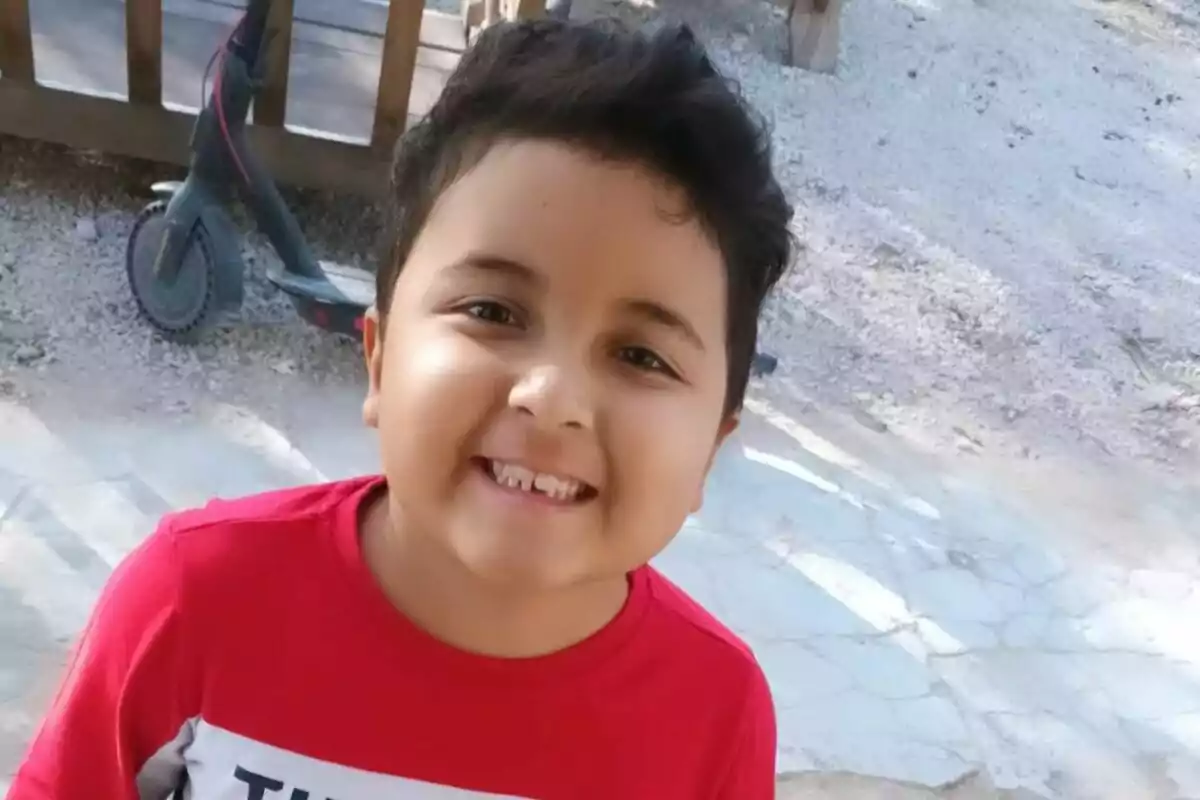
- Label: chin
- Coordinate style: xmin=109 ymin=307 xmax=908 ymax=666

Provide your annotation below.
xmin=475 ymin=555 xmax=586 ymax=591
xmin=452 ymin=537 xmax=598 ymax=592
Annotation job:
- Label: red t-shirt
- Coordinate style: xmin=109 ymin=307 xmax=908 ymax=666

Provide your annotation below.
xmin=9 ymin=477 xmax=776 ymax=800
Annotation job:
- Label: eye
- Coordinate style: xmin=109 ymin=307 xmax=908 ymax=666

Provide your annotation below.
xmin=461 ymin=300 xmax=519 ymax=327
xmin=617 ymin=346 xmax=679 ymax=379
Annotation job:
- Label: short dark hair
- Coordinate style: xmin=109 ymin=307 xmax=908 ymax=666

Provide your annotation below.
xmin=379 ymin=18 xmax=793 ymax=414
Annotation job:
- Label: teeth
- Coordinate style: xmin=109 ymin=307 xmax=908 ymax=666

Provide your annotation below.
xmin=489 ymin=460 xmax=583 ymax=501
xmin=500 ymin=463 xmax=535 ymax=492
xmin=533 ymin=472 xmax=576 ymax=500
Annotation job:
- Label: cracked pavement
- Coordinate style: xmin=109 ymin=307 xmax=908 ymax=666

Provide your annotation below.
xmin=705 ymin=400 xmax=1200 ymax=799
xmin=3 ymin=381 xmax=1199 ymax=799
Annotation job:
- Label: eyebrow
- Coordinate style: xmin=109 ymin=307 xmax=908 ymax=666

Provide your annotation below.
xmin=447 ymin=254 xmax=542 ymax=285
xmin=622 ymin=298 xmax=707 ymax=352
xmin=446 ymin=254 xmax=706 ymax=351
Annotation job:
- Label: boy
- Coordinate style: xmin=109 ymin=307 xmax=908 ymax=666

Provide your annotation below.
xmin=9 ymin=17 xmax=792 ymax=800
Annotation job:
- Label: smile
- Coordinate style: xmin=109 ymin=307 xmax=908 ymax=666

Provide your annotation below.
xmin=478 ymin=458 xmax=597 ymax=504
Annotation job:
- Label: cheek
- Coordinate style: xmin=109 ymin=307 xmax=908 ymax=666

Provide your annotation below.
xmin=376 ymin=328 xmax=502 ymax=476
xmin=610 ymin=399 xmax=719 ymax=519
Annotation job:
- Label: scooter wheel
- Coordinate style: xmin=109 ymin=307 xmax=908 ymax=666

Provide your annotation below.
xmin=125 ymin=201 xmax=217 ymax=343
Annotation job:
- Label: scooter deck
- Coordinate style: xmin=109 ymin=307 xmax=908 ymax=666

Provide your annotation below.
xmin=266 ymin=260 xmax=375 ymax=309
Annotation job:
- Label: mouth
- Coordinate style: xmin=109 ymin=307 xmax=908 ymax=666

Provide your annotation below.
xmin=473 ymin=457 xmax=598 ymax=505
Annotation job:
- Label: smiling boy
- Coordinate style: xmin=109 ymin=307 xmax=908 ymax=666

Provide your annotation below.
xmin=10 ymin=18 xmax=792 ymax=800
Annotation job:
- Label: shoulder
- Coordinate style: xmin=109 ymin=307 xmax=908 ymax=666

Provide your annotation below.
xmin=641 ymin=566 xmax=761 ymax=671
xmin=166 ymin=476 xmax=377 ymax=540
xmin=159 ymin=476 xmax=378 ymax=567
xmin=125 ymin=477 xmax=380 ymax=628
xmin=9 ymin=481 xmax=379 ymax=797
xmin=638 ymin=566 xmax=773 ymax=709
xmin=634 ymin=568 xmax=776 ymax=788
xmin=101 ymin=476 xmax=377 ymax=612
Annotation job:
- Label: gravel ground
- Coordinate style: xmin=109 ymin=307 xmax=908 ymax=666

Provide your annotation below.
xmin=0 ymin=144 xmax=372 ymax=423
xmin=574 ymin=0 xmax=1200 ymax=473
xmin=2 ymin=0 xmax=1199 ymax=482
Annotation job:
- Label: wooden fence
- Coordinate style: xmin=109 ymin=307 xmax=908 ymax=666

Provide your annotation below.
xmin=0 ymin=0 xmax=546 ymax=196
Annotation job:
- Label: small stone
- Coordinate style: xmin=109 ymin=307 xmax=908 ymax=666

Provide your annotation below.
xmin=13 ymin=342 xmax=46 ymax=365
xmin=850 ymin=406 xmax=889 ymax=434
xmin=907 ymin=69 xmax=918 ymax=79
xmin=1141 ymin=384 xmax=1183 ymax=410
xmin=953 ymin=426 xmax=984 ymax=452
xmin=0 ymin=319 xmax=37 ymax=344
xmin=946 ymin=549 xmax=977 ymax=571
xmin=1 ymin=253 xmax=15 ymax=271
xmin=751 ymin=352 xmax=778 ymax=377
xmin=271 ymin=359 xmax=298 ymax=376
xmin=1167 ymin=393 xmax=1200 ymax=412
xmin=870 ymin=242 xmax=906 ymax=270
xmin=74 ymin=218 xmax=99 ymax=242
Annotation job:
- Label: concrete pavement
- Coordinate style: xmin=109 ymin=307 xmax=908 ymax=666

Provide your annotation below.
xmin=2 ymin=374 xmax=1200 ymax=798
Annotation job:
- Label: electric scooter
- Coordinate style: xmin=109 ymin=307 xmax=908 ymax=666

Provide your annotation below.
xmin=125 ymin=0 xmax=373 ymax=341
xmin=122 ymin=0 xmax=780 ymax=378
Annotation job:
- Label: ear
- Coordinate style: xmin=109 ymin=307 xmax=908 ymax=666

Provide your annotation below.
xmin=362 ymin=307 xmax=384 ymax=429
xmin=690 ymin=412 xmax=739 ymax=513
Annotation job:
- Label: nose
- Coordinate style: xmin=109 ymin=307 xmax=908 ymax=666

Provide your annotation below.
xmin=508 ymin=363 xmax=594 ymax=431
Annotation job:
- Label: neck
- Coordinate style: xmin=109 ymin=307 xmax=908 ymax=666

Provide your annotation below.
xmin=360 ymin=491 xmax=629 ymax=659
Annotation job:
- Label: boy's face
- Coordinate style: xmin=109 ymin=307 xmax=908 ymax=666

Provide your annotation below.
xmin=363 ymin=140 xmax=736 ymax=591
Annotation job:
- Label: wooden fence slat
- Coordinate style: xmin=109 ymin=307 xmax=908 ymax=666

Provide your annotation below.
xmin=125 ymin=0 xmax=163 ymax=105
xmin=0 ymin=0 xmax=34 ymax=83
xmin=787 ymin=0 xmax=842 ymax=73
xmin=256 ymin=0 xmax=294 ymax=128
xmin=372 ymin=0 xmax=425 ymax=152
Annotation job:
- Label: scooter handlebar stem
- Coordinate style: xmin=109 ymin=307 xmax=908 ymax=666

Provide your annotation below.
xmin=233 ymin=0 xmax=273 ymax=65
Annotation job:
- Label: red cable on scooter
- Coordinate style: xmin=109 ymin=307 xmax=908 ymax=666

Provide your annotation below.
xmin=209 ymin=17 xmax=252 ymax=186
